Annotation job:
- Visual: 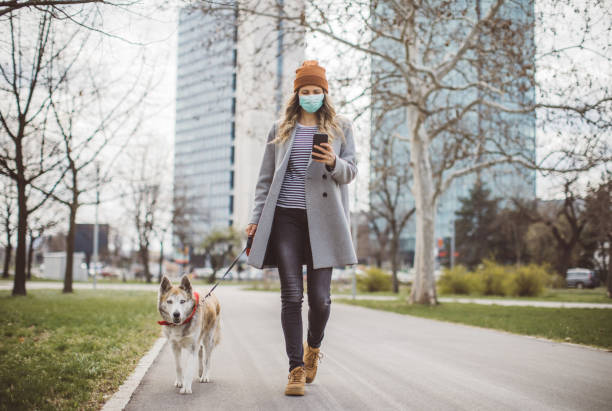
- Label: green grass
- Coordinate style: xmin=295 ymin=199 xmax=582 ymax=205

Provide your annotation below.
xmin=336 ymin=298 xmax=612 ymax=350
xmin=0 ymin=289 xmax=160 ymax=411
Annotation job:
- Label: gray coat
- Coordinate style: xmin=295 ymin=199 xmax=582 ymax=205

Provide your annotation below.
xmin=247 ymin=114 xmax=358 ymax=270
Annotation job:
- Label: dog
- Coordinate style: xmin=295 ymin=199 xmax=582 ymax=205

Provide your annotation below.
xmin=157 ymin=274 xmax=222 ymax=394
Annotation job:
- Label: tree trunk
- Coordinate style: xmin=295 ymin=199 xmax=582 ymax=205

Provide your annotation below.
xmin=208 ymin=270 xmax=217 ymax=284
xmin=557 ymin=244 xmax=573 ymax=277
xmin=607 ymin=263 xmax=611 ymax=299
xmin=27 ymin=233 xmax=34 ymax=280
xmin=409 ymin=197 xmax=438 ymax=305
xmin=13 ymin=180 xmax=27 ymax=296
xmin=408 ymin=115 xmax=439 ymax=305
xmin=2 ymin=243 xmax=12 ymax=279
xmin=139 ymin=245 xmax=151 ymax=283
xmin=158 ymin=239 xmax=163 ymax=283
xmin=63 ymin=204 xmax=77 ymax=293
xmin=607 ymin=235 xmax=612 ymax=299
xmin=390 ymin=231 xmax=399 ymax=293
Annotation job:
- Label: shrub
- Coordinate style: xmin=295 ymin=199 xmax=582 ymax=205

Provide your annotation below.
xmin=548 ymin=274 xmax=566 ymax=289
xmin=356 ymin=267 xmax=393 ymax=292
xmin=438 ymin=265 xmax=482 ymax=295
xmin=504 ymin=264 xmax=551 ymax=297
xmin=539 ymin=263 xmax=565 ymax=288
xmin=475 ymin=259 xmax=510 ymax=296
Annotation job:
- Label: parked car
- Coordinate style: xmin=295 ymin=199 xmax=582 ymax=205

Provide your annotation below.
xmin=566 ymin=268 xmax=600 ymax=289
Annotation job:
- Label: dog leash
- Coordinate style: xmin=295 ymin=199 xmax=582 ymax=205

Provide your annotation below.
xmin=200 ymin=235 xmax=254 ymax=302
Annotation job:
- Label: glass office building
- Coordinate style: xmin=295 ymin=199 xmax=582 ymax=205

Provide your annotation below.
xmin=174 ymin=3 xmax=304 ymax=258
xmin=174 ymin=7 xmax=238 ymax=249
xmin=369 ymin=0 xmax=536 ymax=266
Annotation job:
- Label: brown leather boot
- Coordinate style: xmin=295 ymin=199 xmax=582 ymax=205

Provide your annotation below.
xmin=303 ymin=341 xmax=324 ymax=383
xmin=285 ymin=365 xmax=306 ymax=396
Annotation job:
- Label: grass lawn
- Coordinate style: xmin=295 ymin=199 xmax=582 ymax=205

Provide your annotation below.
xmin=0 ymin=289 xmax=160 ymax=411
xmin=336 ymin=298 xmax=612 ymax=350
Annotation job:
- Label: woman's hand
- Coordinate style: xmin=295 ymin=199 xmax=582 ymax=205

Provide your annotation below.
xmin=246 ymin=223 xmax=257 ymax=237
xmin=312 ymin=142 xmax=336 ymax=169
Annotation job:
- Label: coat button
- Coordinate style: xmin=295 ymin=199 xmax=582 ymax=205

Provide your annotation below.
xmin=322 ymin=174 xmax=327 ymax=179
xmin=322 ymin=192 xmax=327 ymax=197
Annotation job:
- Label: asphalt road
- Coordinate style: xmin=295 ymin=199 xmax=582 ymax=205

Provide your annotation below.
xmin=124 ymin=286 xmax=611 ymax=411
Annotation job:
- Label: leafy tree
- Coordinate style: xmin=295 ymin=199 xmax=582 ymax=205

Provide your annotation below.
xmin=494 ymin=205 xmax=531 ymax=265
xmin=200 ymin=227 xmax=242 ymax=284
xmin=582 ymin=176 xmax=612 ymax=297
xmin=455 ymin=181 xmax=499 ymax=269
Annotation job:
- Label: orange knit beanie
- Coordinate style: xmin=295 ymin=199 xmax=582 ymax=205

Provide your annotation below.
xmin=294 ymin=60 xmax=329 ymax=94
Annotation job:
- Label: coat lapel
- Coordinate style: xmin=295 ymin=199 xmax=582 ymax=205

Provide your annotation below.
xmin=278 ymin=126 xmax=297 ymax=170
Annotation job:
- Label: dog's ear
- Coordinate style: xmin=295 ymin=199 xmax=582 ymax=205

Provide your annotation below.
xmin=179 ymin=275 xmax=192 ymax=295
xmin=160 ymin=275 xmax=172 ymax=294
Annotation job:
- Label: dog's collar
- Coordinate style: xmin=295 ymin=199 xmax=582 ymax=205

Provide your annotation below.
xmin=158 ymin=291 xmax=200 ymax=326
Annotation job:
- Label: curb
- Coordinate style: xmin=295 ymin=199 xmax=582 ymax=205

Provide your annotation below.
xmin=102 ymin=337 xmax=167 ymax=411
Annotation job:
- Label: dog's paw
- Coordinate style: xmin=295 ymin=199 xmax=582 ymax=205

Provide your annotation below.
xmin=179 ymin=386 xmax=192 ymax=394
xmin=199 ymin=375 xmax=210 ymax=383
xmin=174 ymin=379 xmax=183 ymax=388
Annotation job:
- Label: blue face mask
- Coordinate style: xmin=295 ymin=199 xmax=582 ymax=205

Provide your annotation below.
xmin=299 ymin=93 xmax=324 ymax=113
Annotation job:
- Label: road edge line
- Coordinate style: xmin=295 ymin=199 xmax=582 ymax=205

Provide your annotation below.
xmin=102 ymin=336 xmax=167 ymax=411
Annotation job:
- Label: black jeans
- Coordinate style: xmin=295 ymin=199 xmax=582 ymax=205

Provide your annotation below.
xmin=270 ymin=205 xmax=333 ymax=372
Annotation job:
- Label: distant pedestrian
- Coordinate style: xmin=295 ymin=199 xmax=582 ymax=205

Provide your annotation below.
xmin=245 ymin=60 xmax=358 ymax=396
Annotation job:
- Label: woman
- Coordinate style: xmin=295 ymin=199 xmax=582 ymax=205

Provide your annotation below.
xmin=245 ymin=60 xmax=358 ymax=396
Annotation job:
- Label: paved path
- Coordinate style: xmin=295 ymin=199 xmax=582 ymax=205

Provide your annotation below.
xmin=123 ymin=286 xmax=611 ymax=411
xmin=3 ymin=281 xmax=611 ymax=309
xmin=437 ymin=296 xmax=612 ymax=309
xmin=0 ymin=281 xmax=160 ymax=292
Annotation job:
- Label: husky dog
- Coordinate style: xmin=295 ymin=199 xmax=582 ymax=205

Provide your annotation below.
xmin=158 ymin=275 xmax=222 ymax=394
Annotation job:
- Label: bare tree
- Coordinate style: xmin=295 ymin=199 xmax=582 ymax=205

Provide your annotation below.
xmin=41 ymin=45 xmax=147 ymax=293
xmin=0 ymin=1 xmax=104 ymax=17
xmin=0 ymin=10 xmax=72 ymax=295
xmin=583 ymin=174 xmax=612 ymax=298
xmin=0 ymin=178 xmax=16 ymax=278
xmin=1 ymin=2 xmax=166 ymax=294
xmin=195 ymin=0 xmax=611 ymax=305
xmin=516 ymin=178 xmax=587 ymax=276
xmin=369 ymin=114 xmax=415 ymax=292
xmin=367 ymin=211 xmax=391 ymax=268
xmin=123 ymin=143 xmax=170 ymax=283
xmin=172 ymin=182 xmax=212 ymax=252
xmin=25 ymin=210 xmax=59 ymax=279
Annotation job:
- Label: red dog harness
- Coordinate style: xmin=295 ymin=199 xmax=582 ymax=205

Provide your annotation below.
xmin=158 ymin=291 xmax=200 ymax=326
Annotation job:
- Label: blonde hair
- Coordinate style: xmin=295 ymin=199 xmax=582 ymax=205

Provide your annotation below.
xmin=270 ymin=90 xmax=345 ymax=145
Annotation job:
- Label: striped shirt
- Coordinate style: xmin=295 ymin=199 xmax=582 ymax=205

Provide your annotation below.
xmin=276 ymin=122 xmax=318 ymax=209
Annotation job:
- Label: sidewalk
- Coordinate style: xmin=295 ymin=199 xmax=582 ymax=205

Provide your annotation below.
xmin=119 ymin=287 xmax=612 ymax=411
xmin=437 ymin=296 xmax=612 ymax=309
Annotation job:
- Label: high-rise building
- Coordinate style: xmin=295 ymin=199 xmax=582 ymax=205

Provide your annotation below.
xmin=174 ymin=3 xmax=304 ymax=257
xmin=369 ymin=0 xmax=536 ymax=267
